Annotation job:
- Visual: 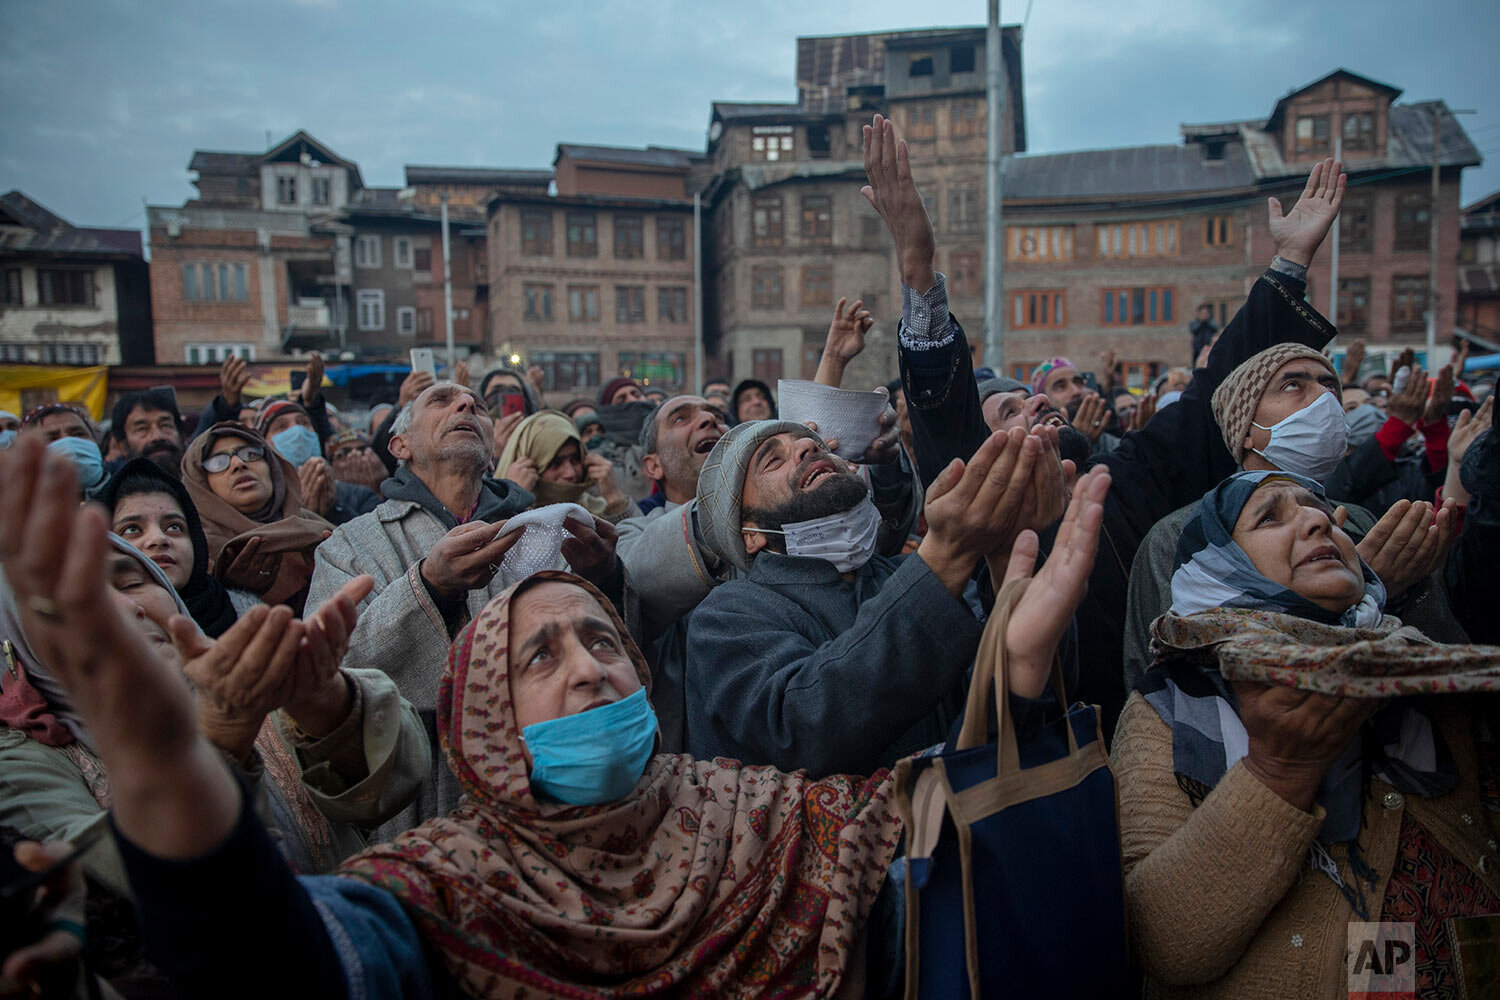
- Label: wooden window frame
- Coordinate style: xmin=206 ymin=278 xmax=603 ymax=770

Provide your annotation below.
xmin=948 ymin=185 xmax=981 ymax=233
xmin=800 ymin=264 xmax=832 ymax=307
xmin=1337 ymin=276 xmax=1370 ymax=334
xmin=567 ymin=284 xmax=600 ymax=323
xmin=613 ymin=214 xmax=644 ymax=259
xmin=566 ymin=212 xmax=598 ymax=258
xmin=656 ymin=217 xmax=686 ymax=261
xmin=950 ymin=250 xmax=982 ymax=297
xmin=752 ymin=348 xmax=784 ymax=382
xmin=1096 ymin=221 xmax=1179 ymax=259
xmin=800 ymin=195 xmax=833 ymax=244
xmin=1295 ymin=114 xmax=1331 ymax=155
xmin=752 ymin=194 xmax=783 ymax=247
xmin=36 ymin=268 xmax=94 ymax=307
xmin=1009 ymin=289 xmax=1066 ymax=329
xmin=1007 ymin=225 xmax=1074 ymax=263
xmin=1390 ymin=275 xmax=1429 ymax=332
xmin=950 ymin=98 xmax=980 ymax=138
xmin=1394 ymin=193 xmax=1431 ymax=253
xmin=614 ymin=285 xmax=646 ymax=324
xmin=1101 ymin=286 xmax=1177 ymax=327
xmin=751 ymin=265 xmax=784 ymax=310
xmin=1204 ymin=216 xmax=1233 ymax=248
xmin=523 ymin=283 xmax=554 ymax=322
xmin=520 ymin=210 xmax=553 ymax=256
xmin=658 ymin=286 xmax=689 ymax=324
xmin=1339 ymin=191 xmax=1373 ymax=253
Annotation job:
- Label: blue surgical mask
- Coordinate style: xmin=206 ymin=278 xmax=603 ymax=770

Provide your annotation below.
xmin=271 ymin=425 xmax=321 ymax=467
xmin=521 ymin=687 xmax=658 ymax=806
xmin=0 ymin=429 xmax=16 ymax=451
xmin=46 ymin=435 xmax=104 ymax=490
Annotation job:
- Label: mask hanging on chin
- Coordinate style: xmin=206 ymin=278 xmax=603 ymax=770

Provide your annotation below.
xmin=742 ymin=495 xmax=882 ymax=573
xmin=1249 ymin=391 xmax=1349 ymax=484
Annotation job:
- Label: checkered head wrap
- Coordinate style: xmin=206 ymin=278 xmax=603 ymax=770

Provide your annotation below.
xmin=1209 ymin=344 xmax=1337 ymax=464
xmin=1029 ymin=357 xmax=1074 ymax=394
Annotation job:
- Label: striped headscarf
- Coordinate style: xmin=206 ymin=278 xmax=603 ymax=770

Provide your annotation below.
xmin=1028 ymin=357 xmax=1075 ymax=395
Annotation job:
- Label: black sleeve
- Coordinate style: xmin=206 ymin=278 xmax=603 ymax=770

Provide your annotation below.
xmin=192 ymin=395 xmax=238 ymax=441
xmin=1446 ymin=427 xmax=1500 ymax=643
xmin=897 ymin=317 xmax=989 ymax=490
xmin=112 ymin=783 xmax=347 ymax=999
xmin=1325 ymin=437 xmax=1400 ymax=507
xmin=1098 ymin=269 xmax=1334 ymax=541
xmin=303 ymin=393 xmax=337 ymax=446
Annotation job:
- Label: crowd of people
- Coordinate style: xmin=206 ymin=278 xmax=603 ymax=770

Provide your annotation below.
xmin=2 ymin=113 xmax=1499 ymax=999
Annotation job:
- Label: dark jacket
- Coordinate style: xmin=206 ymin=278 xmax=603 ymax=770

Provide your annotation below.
xmin=899 ymin=268 xmax=1332 ymax=739
xmin=684 ymin=550 xmax=980 ymax=778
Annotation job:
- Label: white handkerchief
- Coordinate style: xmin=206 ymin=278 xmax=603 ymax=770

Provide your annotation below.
xmin=494 ymin=502 xmax=593 ymax=581
xmin=776 ymin=379 xmax=888 ymax=461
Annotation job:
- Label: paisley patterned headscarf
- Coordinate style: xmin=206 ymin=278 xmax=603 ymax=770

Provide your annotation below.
xmin=338 ymin=570 xmax=902 ymax=998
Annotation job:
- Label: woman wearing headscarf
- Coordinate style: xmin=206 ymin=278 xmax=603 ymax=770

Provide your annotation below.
xmin=1114 ymin=469 xmax=1500 ymax=998
xmin=99 ymin=457 xmax=257 ymax=637
xmin=3 ymin=433 xmax=1117 ymax=999
xmin=0 ymin=533 xmax=429 ymax=899
xmin=181 ymin=422 xmax=334 ymax=611
xmin=496 ymin=410 xmax=638 ymax=523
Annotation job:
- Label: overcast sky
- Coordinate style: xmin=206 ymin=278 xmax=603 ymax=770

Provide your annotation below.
xmin=3 ymin=0 xmax=1497 ymax=235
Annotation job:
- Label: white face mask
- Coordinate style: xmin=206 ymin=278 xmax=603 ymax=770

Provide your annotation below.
xmin=1249 ymin=390 xmax=1348 ymax=483
xmin=741 ymin=495 xmax=882 ymax=573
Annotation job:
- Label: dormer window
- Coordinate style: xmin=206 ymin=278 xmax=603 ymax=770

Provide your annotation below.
xmin=909 ymin=52 xmax=934 ymax=77
xmin=1295 ymin=115 xmax=1331 ymax=155
xmin=311 ymin=176 xmax=331 ymax=205
xmin=951 ymin=46 xmax=976 ymax=73
xmin=1342 ymin=112 xmax=1374 ymax=152
xmin=277 ymin=175 xmax=298 ymax=205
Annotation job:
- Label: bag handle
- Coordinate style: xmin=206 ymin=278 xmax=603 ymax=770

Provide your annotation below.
xmin=954 ymin=577 xmax=1077 ymax=774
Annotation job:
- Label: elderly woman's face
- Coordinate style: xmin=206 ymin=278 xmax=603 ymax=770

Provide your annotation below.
xmin=507 ymin=582 xmax=642 ymax=734
xmin=205 ymin=434 xmax=274 ymax=516
xmin=1231 ymin=480 xmax=1363 ymax=614
xmin=108 ymin=553 xmax=183 ymax=671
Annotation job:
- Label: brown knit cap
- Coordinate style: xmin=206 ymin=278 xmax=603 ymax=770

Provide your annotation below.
xmin=1210 ymin=344 xmax=1338 ymax=464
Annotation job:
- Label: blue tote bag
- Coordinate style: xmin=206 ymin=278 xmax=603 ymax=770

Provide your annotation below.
xmin=892 ymin=579 xmax=1128 ymax=998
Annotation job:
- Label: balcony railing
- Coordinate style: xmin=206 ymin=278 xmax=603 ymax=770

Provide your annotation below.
xmin=287 ymin=299 xmax=332 ymax=330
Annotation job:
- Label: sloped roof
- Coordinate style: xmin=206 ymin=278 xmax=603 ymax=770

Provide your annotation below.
xmin=186 ymin=130 xmax=363 ymax=188
xmin=404 ymin=165 xmax=552 ymax=187
xmin=1265 ymin=69 xmax=1403 ymax=134
xmin=1464 ymin=189 xmax=1500 ymax=217
xmin=555 ymin=144 xmax=699 ymax=169
xmin=1003 ymin=142 xmax=1257 ymax=203
xmin=712 ymin=102 xmax=808 ymax=123
xmin=188 ymin=151 xmax=260 ymax=174
xmin=0 ymin=190 xmax=143 ymax=257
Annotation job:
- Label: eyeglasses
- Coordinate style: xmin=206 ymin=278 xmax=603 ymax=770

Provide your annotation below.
xmin=201 ymin=445 xmax=266 ymax=474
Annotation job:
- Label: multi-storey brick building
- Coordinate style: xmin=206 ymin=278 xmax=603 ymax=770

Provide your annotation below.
xmin=997 ymin=70 xmax=1480 ymax=385
xmin=147 ymin=131 xmax=354 ymax=366
xmin=1458 ymin=189 xmax=1500 ymax=351
xmin=700 ymin=26 xmax=1025 ymax=392
xmin=1 ymin=190 xmax=153 ymax=366
xmin=485 ymin=144 xmax=699 ymax=403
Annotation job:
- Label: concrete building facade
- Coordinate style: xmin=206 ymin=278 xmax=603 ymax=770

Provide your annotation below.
xmin=0 ymin=190 xmax=153 ymax=366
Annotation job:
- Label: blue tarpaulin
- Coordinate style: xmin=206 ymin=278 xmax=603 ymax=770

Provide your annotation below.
xmin=323 ymin=363 xmax=438 ymax=386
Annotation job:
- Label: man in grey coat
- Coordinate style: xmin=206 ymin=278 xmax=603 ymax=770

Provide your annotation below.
xmin=307 ymin=381 xmax=625 ymax=825
xmin=683 ymin=417 xmax=1068 ymax=778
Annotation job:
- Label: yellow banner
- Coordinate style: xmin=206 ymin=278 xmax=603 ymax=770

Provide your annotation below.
xmin=0 ymin=365 xmax=109 ymax=420
xmin=241 ymin=365 xmax=332 ymax=399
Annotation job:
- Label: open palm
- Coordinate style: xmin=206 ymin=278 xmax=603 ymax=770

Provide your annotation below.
xmin=1267 ymin=157 xmax=1346 ymax=267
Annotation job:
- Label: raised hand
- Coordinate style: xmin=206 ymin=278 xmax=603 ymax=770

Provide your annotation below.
xmin=277 ymin=574 xmax=372 ymax=736
xmin=815 ymin=297 xmax=875 ymax=388
xmin=998 ymin=466 xmax=1111 ymax=698
xmin=1130 ymin=392 xmax=1158 ymax=432
xmin=1356 ymin=498 xmax=1456 ymax=599
xmin=1266 ymin=157 xmax=1346 ymax=268
xmin=454 ymin=360 xmax=471 ymax=388
xmin=397 ymin=369 xmax=434 ymax=407
xmin=526 ymin=364 xmax=546 ymax=395
xmin=0 ymin=438 xmax=239 ymax=859
xmin=561 ymin=514 xmax=619 ymax=588
xmin=170 ymin=604 xmax=303 ymax=763
xmin=861 ymin=113 xmax=936 ymax=291
xmin=1391 ymin=348 xmax=1416 ymax=382
xmin=918 ymin=427 xmax=1041 ymax=595
xmin=1342 ymin=339 xmax=1367 ymax=387
xmin=1451 ymin=340 xmax=1471 ymax=375
xmin=299 ymin=351 xmax=325 ymax=407
xmin=419 ymin=520 xmax=524 ymax=601
xmin=1444 ymin=397 xmax=1495 ymax=507
xmin=1385 ymin=365 xmax=1428 ymax=427
xmin=331 ymin=445 xmax=388 ymax=494
xmin=1072 ymin=393 xmax=1109 ymax=443
xmin=1423 ymin=365 xmax=1454 ymax=425
xmin=1098 ymin=348 xmax=1118 ymax=393
xmin=298 ymin=457 xmax=337 ymax=517
xmin=220 ymin=354 xmax=252 ymax=409
xmin=491 ymin=410 xmax=525 ymax=459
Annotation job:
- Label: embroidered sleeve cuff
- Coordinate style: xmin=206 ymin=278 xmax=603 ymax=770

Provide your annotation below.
xmin=899 ymin=273 xmax=954 ymax=350
xmin=1269 ymin=255 xmax=1308 ymax=283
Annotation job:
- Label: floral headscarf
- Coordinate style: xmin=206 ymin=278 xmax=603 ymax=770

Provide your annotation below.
xmin=338 ymin=571 xmax=901 ymax=998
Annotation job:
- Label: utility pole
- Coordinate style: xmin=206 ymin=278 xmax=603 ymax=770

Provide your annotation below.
xmin=1426 ymin=105 xmax=1443 ymax=368
xmin=693 ymin=192 xmax=704 ymax=394
xmin=440 ymin=191 xmax=455 ymax=374
xmin=983 ymin=0 xmax=1006 ymax=372
xmin=1328 ymin=132 xmax=1341 ymax=358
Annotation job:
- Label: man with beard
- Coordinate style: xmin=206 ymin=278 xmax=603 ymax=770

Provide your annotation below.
xmin=305 ymin=381 xmax=622 ymax=826
xmin=867 ymin=110 xmax=1350 ymax=735
xmin=682 ymin=418 xmax=1066 ymax=777
xmin=616 ymin=394 xmax=916 ymax=752
xmin=109 ymin=388 xmax=187 ymax=477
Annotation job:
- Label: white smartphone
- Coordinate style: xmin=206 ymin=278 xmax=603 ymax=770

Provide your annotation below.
xmin=409 ymin=347 xmax=436 ymax=380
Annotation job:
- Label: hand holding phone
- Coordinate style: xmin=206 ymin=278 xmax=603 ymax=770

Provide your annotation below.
xmin=409 ymin=348 xmax=437 ymax=381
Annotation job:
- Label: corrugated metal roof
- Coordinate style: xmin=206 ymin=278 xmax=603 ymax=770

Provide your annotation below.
xmin=404 ymin=165 xmax=552 ymax=186
xmin=0 ymin=191 xmax=143 ymax=257
xmin=555 ymin=144 xmax=697 ymax=169
xmin=1003 ymin=142 xmax=1256 ymax=202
